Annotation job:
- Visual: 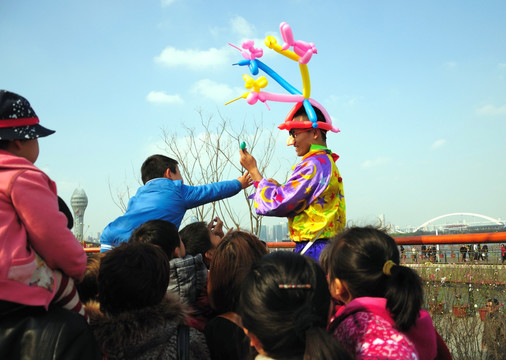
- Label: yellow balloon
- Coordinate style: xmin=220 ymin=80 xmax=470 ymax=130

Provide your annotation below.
xmin=264 ymin=36 xmax=300 ymax=62
xmin=299 ymin=64 xmax=311 ymax=99
xmin=224 ymin=92 xmax=248 ymax=105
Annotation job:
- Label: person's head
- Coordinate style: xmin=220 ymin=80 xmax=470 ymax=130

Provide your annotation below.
xmin=98 ymin=242 xmax=170 ymax=315
xmin=129 ymin=219 xmax=185 ymax=260
xmin=0 ymin=90 xmax=55 ymax=163
xmin=208 ymin=230 xmax=267 ymax=314
xmin=239 ymin=251 xmax=351 ymax=360
xmin=179 ymin=221 xmax=221 ymax=267
xmin=76 ymin=252 xmax=104 ymax=304
xmin=141 ymin=154 xmax=181 ymax=184
xmin=486 ymin=298 xmax=499 ymax=308
xmin=327 ymin=226 xmax=423 ymax=332
xmin=285 ymin=105 xmax=327 ymax=157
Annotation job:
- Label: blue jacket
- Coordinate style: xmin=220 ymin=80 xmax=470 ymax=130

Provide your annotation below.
xmin=100 ymin=178 xmax=241 ymax=251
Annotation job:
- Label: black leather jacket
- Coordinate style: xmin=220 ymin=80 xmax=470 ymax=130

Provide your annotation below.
xmin=0 ymin=301 xmax=102 ymax=360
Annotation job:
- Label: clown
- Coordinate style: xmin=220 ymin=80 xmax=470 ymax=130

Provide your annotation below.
xmin=230 ymin=22 xmax=345 ymax=261
xmin=239 ymin=102 xmax=345 ymax=262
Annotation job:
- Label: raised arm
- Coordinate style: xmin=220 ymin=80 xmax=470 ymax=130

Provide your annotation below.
xmin=239 ymin=148 xmax=263 ymax=182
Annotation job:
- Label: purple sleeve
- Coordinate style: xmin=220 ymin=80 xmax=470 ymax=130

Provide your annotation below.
xmin=253 ymin=157 xmax=330 ymax=217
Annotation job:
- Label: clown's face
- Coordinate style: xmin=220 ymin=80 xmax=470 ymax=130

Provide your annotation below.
xmin=287 ymin=116 xmax=316 ymax=156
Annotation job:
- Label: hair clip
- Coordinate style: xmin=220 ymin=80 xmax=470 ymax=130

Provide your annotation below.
xmin=382 ymin=260 xmax=397 ymax=276
xmin=279 ymin=284 xmax=312 ymax=289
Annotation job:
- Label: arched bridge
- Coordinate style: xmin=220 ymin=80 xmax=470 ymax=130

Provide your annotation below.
xmin=414 ymin=212 xmax=503 ymax=232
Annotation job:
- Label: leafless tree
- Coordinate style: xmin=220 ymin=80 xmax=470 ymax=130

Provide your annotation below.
xmin=161 ymin=109 xmax=280 ymax=235
xmin=107 ymin=165 xmax=139 ymax=213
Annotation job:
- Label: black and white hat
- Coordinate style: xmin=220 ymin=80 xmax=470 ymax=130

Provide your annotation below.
xmin=0 ymin=90 xmax=55 ymax=140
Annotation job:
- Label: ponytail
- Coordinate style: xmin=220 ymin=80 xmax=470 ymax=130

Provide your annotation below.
xmin=385 ymin=263 xmax=423 ymax=332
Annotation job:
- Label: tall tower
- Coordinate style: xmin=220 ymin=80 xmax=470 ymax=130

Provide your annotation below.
xmin=71 ymin=188 xmax=88 ymax=241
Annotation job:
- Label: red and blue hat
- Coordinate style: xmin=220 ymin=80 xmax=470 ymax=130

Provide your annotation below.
xmin=0 ymin=90 xmax=55 ymax=140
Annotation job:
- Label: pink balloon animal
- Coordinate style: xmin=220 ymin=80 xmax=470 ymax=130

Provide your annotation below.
xmin=280 ymin=22 xmax=317 ymax=65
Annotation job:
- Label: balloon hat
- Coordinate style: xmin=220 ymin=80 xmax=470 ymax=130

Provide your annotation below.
xmin=226 ymin=22 xmax=339 ymax=134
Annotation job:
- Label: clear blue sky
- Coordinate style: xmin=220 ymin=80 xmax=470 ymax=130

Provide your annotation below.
xmin=2 ymin=0 xmax=505 ymax=236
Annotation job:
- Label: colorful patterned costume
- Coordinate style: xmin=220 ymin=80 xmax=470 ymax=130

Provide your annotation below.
xmin=252 ymin=145 xmax=345 ymax=258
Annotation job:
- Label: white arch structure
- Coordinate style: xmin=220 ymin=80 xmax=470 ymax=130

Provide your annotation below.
xmin=414 ymin=212 xmax=503 ymax=232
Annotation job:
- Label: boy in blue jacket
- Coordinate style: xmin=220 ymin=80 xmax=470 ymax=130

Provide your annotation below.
xmin=100 ymin=154 xmax=251 ymax=252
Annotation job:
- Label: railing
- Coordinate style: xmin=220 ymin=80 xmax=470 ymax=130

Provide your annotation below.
xmin=265 ymin=232 xmax=506 ymax=266
xmin=265 ymin=232 xmax=506 ymax=249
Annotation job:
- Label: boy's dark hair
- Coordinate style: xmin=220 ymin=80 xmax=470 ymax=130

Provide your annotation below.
xmin=328 ymin=226 xmax=423 ymax=332
xmin=129 ymin=219 xmax=180 ymax=260
xmin=0 ymin=140 xmax=10 ymax=150
xmin=98 ymin=242 xmax=170 ymax=315
xmin=239 ymin=252 xmax=351 ymax=360
xmin=293 ymin=105 xmax=327 ymax=141
xmin=179 ymin=222 xmax=211 ymax=259
xmin=208 ymin=231 xmax=267 ymax=314
xmin=141 ymin=154 xmax=178 ymax=184
xmin=76 ymin=253 xmax=104 ymax=303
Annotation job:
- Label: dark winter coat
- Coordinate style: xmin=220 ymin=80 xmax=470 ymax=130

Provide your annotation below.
xmin=86 ymin=294 xmax=210 ymax=360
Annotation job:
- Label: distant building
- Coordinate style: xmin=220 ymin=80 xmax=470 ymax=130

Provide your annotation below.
xmin=281 ymin=222 xmax=289 ymax=240
xmin=259 ymin=225 xmax=267 ymax=241
xmin=70 ymin=188 xmax=88 ymax=241
xmin=274 ymin=224 xmax=283 ymax=242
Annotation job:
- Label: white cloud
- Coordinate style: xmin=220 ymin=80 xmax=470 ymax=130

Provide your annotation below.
xmin=208 ymin=16 xmax=256 ymax=38
xmin=190 ymin=79 xmax=242 ymax=103
xmin=445 ymin=61 xmax=457 ymax=69
xmin=209 ymin=25 xmax=226 ymax=38
xmin=476 ymin=104 xmax=506 ymax=116
xmin=230 ymin=16 xmax=255 ymax=38
xmin=146 ymin=91 xmax=183 ymax=105
xmin=498 ymin=63 xmax=506 ymax=69
xmin=361 ymin=157 xmax=392 ymax=168
xmin=154 ymin=47 xmax=231 ymax=71
xmin=161 ymin=0 xmax=176 ymax=7
xmin=431 ymin=139 xmax=446 ymax=150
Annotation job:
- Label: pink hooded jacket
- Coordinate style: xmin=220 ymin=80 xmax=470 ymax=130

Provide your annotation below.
xmin=0 ymin=150 xmax=86 ymax=308
xmin=330 ymin=297 xmax=438 ymax=360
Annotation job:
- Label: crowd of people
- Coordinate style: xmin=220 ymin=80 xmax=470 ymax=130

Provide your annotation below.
xmin=0 ymin=89 xmax=457 ymax=360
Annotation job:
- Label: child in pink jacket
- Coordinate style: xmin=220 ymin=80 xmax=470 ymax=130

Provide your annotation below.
xmin=0 ymin=90 xmax=87 ymax=317
xmin=327 ymin=226 xmax=452 ymax=360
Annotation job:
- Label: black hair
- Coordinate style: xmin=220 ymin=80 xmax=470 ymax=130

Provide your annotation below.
xmin=0 ymin=140 xmax=10 ymax=150
xmin=318 ymin=243 xmax=332 ymax=275
xmin=328 ymin=226 xmax=423 ymax=332
xmin=141 ymin=154 xmax=178 ymax=184
xmin=98 ymin=242 xmax=170 ymax=315
xmin=239 ymin=251 xmax=351 ymax=360
xmin=129 ymin=219 xmax=180 ymax=260
xmin=57 ymin=196 xmax=74 ymax=229
xmin=293 ymin=105 xmax=327 ymax=142
xmin=76 ymin=252 xmax=103 ymax=303
xmin=179 ymin=221 xmax=211 ymax=259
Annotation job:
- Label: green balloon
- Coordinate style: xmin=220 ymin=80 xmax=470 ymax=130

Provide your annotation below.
xmin=240 ymin=141 xmax=246 ymax=150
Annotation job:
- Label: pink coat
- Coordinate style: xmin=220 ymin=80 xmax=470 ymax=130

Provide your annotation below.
xmin=330 ymin=297 xmax=438 ymax=360
xmin=0 ymin=150 xmax=86 ymax=308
